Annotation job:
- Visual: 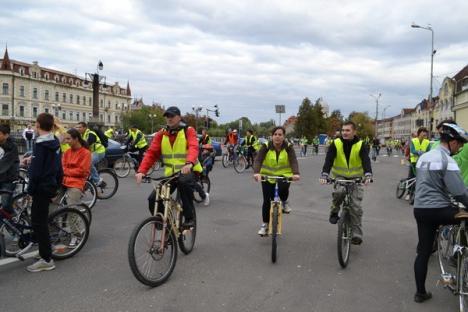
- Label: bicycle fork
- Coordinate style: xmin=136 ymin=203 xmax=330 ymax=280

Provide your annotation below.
xmin=268 ymin=182 xmax=283 ymax=235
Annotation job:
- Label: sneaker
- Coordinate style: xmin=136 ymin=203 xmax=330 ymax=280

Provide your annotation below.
xmin=329 ymin=213 xmax=339 ymax=224
xmin=203 ymin=193 xmax=210 ymax=206
xmin=351 ymin=237 xmax=363 ymax=245
xmin=414 ymin=292 xmax=432 ymax=303
xmin=282 ymin=203 xmax=292 ymax=214
xmin=26 ymin=258 xmax=55 ymax=272
xmin=258 ymin=223 xmax=268 ymax=236
xmin=404 ymin=194 xmax=410 ymax=201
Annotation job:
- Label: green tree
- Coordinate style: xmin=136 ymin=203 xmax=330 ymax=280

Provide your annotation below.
xmin=295 ymin=97 xmax=327 ymax=141
xmin=121 ymin=105 xmax=165 ymax=134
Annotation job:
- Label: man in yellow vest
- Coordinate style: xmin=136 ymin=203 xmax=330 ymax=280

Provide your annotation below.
xmin=136 ymin=107 xmax=204 ymax=227
xmin=125 ymin=125 xmax=148 ymax=171
xmin=320 ymin=121 xmax=373 ymax=245
xmin=104 ymin=127 xmax=114 ymax=139
xmin=76 ymin=122 xmax=106 ymax=186
xmin=409 ymin=127 xmax=430 ymax=180
xmin=241 ymin=129 xmax=259 ymax=168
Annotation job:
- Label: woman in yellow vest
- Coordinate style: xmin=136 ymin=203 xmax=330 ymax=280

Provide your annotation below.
xmin=126 ymin=125 xmax=148 ymax=170
xmin=409 ymin=127 xmax=430 ymax=179
xmin=253 ymin=126 xmax=300 ymax=236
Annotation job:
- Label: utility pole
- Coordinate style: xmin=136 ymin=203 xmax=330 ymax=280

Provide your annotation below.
xmin=370 ymin=93 xmax=382 ymax=137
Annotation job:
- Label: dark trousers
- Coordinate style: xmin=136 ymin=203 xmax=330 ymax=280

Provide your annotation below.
xmin=408 ymin=163 xmax=416 ymax=179
xmin=133 ymin=146 xmax=148 ymax=171
xmin=31 ymin=195 xmax=52 ymax=262
xmin=148 ymin=173 xmax=196 ymax=221
xmin=414 ymin=207 xmax=458 ymax=294
xmin=261 ymin=181 xmax=290 ymax=223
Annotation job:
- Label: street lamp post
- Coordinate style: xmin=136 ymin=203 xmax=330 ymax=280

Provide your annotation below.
xmin=85 ymin=61 xmax=106 ymax=127
xmin=411 ymin=23 xmax=436 ymax=133
xmin=370 ymin=93 xmax=381 ymax=137
xmin=148 ymin=113 xmax=157 ymax=134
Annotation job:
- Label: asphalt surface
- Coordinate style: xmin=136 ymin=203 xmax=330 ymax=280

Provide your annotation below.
xmin=0 ymin=153 xmax=459 ymax=312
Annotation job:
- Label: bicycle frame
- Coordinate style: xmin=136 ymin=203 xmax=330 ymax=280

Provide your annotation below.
xmin=268 ymin=180 xmax=283 ymax=235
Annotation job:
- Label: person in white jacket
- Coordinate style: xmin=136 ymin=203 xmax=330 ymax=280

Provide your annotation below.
xmin=22 ymin=124 xmax=35 ymax=153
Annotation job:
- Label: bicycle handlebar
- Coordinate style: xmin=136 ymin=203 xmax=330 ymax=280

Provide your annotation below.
xmin=142 ymin=172 xmax=181 ymax=183
xmin=260 ymin=175 xmax=293 ymax=182
xmin=326 ymin=177 xmax=373 ymax=185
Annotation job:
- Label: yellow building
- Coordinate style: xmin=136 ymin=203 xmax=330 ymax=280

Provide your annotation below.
xmin=453 ymin=65 xmax=468 ymax=129
xmin=434 ymin=77 xmax=455 ymax=126
xmin=0 ymin=47 xmax=132 ymax=131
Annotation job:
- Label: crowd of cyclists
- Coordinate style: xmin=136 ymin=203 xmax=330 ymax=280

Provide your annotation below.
xmin=2 ymin=106 xmax=468 ymax=307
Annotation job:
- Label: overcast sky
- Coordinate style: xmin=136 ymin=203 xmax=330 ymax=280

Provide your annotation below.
xmin=1 ymin=0 xmax=467 ymax=123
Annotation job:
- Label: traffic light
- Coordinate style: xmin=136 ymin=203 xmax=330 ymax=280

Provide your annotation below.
xmin=215 ymin=109 xmax=219 ymax=117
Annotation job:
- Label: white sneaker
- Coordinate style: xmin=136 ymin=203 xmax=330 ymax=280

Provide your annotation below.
xmin=203 ymin=193 xmax=210 ymax=206
xmin=258 ymin=223 xmax=268 ymax=236
xmin=404 ymin=194 xmax=410 ymax=201
xmin=282 ymin=203 xmax=292 ymax=214
xmin=26 ymin=258 xmax=55 ymax=272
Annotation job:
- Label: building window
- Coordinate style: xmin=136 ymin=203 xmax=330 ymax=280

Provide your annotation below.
xmin=63 ymin=93 xmax=66 ymax=102
xmin=55 ymin=76 xmax=59 ymax=82
xmin=100 ymin=114 xmax=103 ymax=122
xmin=89 ymin=97 xmax=92 ymax=106
xmin=45 ymin=90 xmax=49 ymax=101
xmin=77 ymin=95 xmax=80 ymax=104
xmin=75 ymin=112 xmax=79 ymax=121
xmin=62 ymin=112 xmax=66 ymax=120
xmin=82 ymin=112 xmax=86 ymax=121
xmin=100 ymin=99 xmax=103 ymax=108
xmin=19 ymin=105 xmax=24 ymax=117
xmin=45 ymin=108 xmax=49 ymax=114
xmin=2 ymin=83 xmax=8 ymax=95
xmin=32 ymin=72 xmax=37 ymax=78
xmin=115 ymin=115 xmax=119 ymax=123
xmin=69 ymin=111 xmax=73 ymax=120
xmin=70 ymin=94 xmax=73 ymax=103
xmin=44 ymin=73 xmax=49 ymax=80
xmin=108 ymin=100 xmax=111 ymax=108
xmin=20 ymin=86 xmax=25 ymax=97
xmin=33 ymin=107 xmax=38 ymax=117
xmin=19 ymin=68 xmax=25 ymax=76
xmin=107 ymin=114 xmax=111 ymax=123
xmin=33 ymin=88 xmax=38 ymax=99
xmin=55 ymin=92 xmax=59 ymax=102
xmin=2 ymin=104 xmax=8 ymax=115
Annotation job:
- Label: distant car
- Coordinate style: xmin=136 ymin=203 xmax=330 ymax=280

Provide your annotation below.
xmin=105 ymin=139 xmax=125 ymax=168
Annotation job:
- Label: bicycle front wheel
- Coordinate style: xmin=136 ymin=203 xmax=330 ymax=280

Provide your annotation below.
xmin=49 ymin=207 xmax=90 ymax=260
xmin=459 ymin=253 xmax=468 ymax=312
xmin=337 ymin=211 xmax=351 ymax=268
xmin=178 ymin=207 xmax=197 ymax=255
xmin=128 ymin=216 xmax=177 ymax=287
xmin=222 ymin=154 xmax=230 ymax=168
xmin=271 ymin=203 xmax=279 ymax=263
xmin=193 ymin=175 xmax=211 ymax=203
xmin=82 ymin=181 xmax=97 ymax=209
xmin=234 ymin=155 xmax=247 ymax=173
xmin=96 ymin=169 xmax=119 ymax=199
xmin=114 ymin=157 xmax=131 ymax=178
xmin=395 ymin=180 xmax=406 ymax=199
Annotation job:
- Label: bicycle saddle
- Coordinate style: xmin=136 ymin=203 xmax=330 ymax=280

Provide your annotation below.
xmin=455 ymin=211 xmax=468 ymax=220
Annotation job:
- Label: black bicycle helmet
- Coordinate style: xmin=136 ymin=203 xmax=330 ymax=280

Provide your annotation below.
xmin=440 ymin=123 xmax=468 ymax=143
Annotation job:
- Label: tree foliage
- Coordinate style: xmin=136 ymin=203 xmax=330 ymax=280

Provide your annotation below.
xmin=294 ymin=97 xmax=327 ymax=141
xmin=326 ymin=109 xmax=344 ymax=136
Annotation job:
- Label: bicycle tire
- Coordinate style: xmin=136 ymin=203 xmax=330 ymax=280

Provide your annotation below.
xmin=459 ymin=254 xmax=468 ymax=312
xmin=49 ymin=207 xmax=90 ymax=260
xmin=82 ymin=181 xmax=97 ymax=209
xmin=178 ymin=206 xmax=197 ymax=255
xmin=222 ymin=154 xmax=230 ymax=168
xmin=337 ymin=211 xmax=351 ymax=268
xmin=128 ymin=216 xmax=177 ymax=287
xmin=68 ymin=203 xmax=92 ymax=225
xmin=271 ymin=203 xmax=279 ymax=263
xmin=437 ymin=226 xmax=455 ymax=276
xmin=0 ymin=211 xmax=32 ymax=257
xmin=395 ymin=180 xmax=406 ymax=199
xmin=96 ymin=169 xmax=119 ymax=199
xmin=193 ymin=175 xmax=211 ymax=203
xmin=114 ymin=157 xmax=131 ymax=178
xmin=234 ymin=155 xmax=247 ymax=173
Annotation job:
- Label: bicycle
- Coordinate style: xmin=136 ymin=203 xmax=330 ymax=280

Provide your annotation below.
xmin=259 ymin=175 xmax=292 ymax=263
xmin=92 ymin=168 xmax=119 ymax=200
xmin=437 ymin=207 xmax=468 ymax=311
xmin=233 ymin=145 xmax=248 ymax=173
xmin=128 ymin=172 xmax=197 ymax=287
xmin=222 ymin=144 xmax=237 ymax=168
xmin=0 ymin=190 xmax=90 ymax=261
xmin=396 ymin=166 xmax=417 ymax=205
xmin=327 ymin=177 xmax=366 ymax=268
xmin=113 ymin=146 xmax=160 ymax=178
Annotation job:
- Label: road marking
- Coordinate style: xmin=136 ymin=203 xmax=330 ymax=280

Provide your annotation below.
xmin=0 ymin=251 xmax=38 ymax=266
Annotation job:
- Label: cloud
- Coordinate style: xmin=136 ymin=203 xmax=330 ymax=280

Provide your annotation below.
xmin=1 ymin=0 xmax=467 ymax=122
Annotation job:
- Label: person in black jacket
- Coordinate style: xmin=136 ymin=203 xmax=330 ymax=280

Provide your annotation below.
xmin=26 ymin=113 xmax=62 ymax=272
xmin=0 ymin=124 xmax=19 ymax=216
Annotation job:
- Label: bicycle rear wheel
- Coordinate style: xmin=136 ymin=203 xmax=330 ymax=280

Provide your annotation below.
xmin=395 ymin=180 xmax=406 ymax=199
xmin=0 ymin=211 xmax=32 ymax=257
xmin=337 ymin=211 xmax=351 ymax=268
xmin=193 ymin=175 xmax=211 ymax=203
xmin=114 ymin=157 xmax=131 ymax=178
xmin=49 ymin=207 xmax=90 ymax=260
xmin=128 ymin=216 xmax=177 ymax=287
xmin=271 ymin=203 xmax=279 ymax=263
xmin=82 ymin=181 xmax=97 ymax=209
xmin=96 ymin=169 xmax=119 ymax=199
xmin=178 ymin=207 xmax=197 ymax=255
xmin=234 ymin=155 xmax=247 ymax=173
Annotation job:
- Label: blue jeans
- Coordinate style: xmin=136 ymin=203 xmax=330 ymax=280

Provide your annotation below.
xmin=90 ymin=152 xmax=105 ymax=184
xmin=25 ymin=139 xmax=34 ymax=153
xmin=0 ymin=182 xmax=15 ymax=214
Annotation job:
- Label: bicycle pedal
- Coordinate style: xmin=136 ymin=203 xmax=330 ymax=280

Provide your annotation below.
xmin=438 ymin=273 xmax=455 ymax=287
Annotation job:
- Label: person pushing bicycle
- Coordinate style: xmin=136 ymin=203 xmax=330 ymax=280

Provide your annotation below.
xmin=253 ymin=126 xmax=300 ymax=236
xmin=135 ymin=106 xmax=203 ymax=228
xmin=320 ymin=121 xmax=372 ymax=245
xmin=412 ymin=123 xmax=468 ymax=303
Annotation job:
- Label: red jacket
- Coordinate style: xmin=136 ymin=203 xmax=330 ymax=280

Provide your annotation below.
xmin=139 ymin=127 xmax=199 ymax=174
xmin=62 ymin=147 xmax=91 ymax=190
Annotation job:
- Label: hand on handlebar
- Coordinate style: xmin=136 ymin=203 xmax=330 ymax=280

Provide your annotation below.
xmin=135 ymin=172 xmax=145 ymax=185
xmin=292 ymin=174 xmax=300 ymax=181
xmin=253 ymin=173 xmax=261 ymax=182
xmin=181 ymin=163 xmax=193 ymax=175
xmin=319 ymin=174 xmax=329 ymax=185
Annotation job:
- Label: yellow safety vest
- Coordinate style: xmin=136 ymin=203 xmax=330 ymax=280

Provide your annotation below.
xmin=104 ymin=128 xmax=114 ymax=138
xmin=259 ymin=143 xmax=293 ymax=184
xmin=55 ymin=130 xmax=70 ymax=153
xmin=410 ymin=138 xmax=430 ymax=163
xmin=161 ymin=129 xmax=203 ymax=176
xmin=332 ymin=138 xmax=364 ymax=178
xmin=129 ymin=129 xmax=148 ymax=149
xmin=83 ymin=129 xmax=106 ymax=154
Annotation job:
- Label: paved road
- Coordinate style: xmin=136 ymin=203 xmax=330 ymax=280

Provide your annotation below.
xmin=0 ymin=154 xmax=458 ymax=312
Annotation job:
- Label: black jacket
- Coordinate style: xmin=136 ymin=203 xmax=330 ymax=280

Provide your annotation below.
xmin=27 ymin=133 xmax=62 ymax=198
xmin=0 ymin=137 xmax=19 ymax=183
xmin=322 ymin=136 xmax=372 ymax=175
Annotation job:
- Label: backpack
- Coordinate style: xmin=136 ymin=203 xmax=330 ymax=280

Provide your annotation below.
xmin=93 ymin=127 xmax=109 ymax=148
